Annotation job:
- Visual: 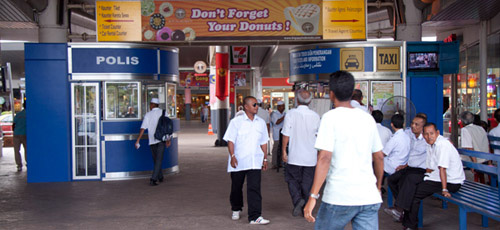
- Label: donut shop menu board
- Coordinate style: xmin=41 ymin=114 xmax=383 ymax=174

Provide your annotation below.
xmin=140 ymin=0 xmax=323 ymax=41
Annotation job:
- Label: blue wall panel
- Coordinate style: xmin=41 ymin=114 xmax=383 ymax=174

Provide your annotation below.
xmin=364 ymin=47 xmax=374 ymax=72
xmin=408 ymin=76 xmax=444 ymax=133
xmin=25 ymin=44 xmax=71 ymax=183
xmin=102 ymin=118 xmax=180 ymax=134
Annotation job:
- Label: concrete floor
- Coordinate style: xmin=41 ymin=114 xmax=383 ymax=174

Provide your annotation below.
xmin=0 ymin=120 xmax=497 ymax=229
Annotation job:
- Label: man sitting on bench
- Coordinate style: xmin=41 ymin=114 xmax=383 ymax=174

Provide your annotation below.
xmin=396 ymin=122 xmax=465 ymax=230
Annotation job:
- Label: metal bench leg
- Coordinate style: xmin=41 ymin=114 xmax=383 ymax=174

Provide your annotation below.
xmin=482 ymin=215 xmax=489 ymax=228
xmin=459 ymin=207 xmax=467 ymax=230
xmin=442 ymin=200 xmax=448 ymax=210
xmin=418 ymin=201 xmax=423 ymax=228
xmin=387 ymin=186 xmax=393 ymax=208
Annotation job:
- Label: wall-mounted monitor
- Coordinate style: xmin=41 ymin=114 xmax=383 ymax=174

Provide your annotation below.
xmin=408 ymin=52 xmax=439 ymax=71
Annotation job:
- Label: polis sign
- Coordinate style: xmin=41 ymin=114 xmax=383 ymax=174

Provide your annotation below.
xmin=96 ymin=56 xmax=139 ymax=65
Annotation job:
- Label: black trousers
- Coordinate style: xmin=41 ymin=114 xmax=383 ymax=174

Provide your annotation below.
xmin=388 ymin=167 xmax=426 ymax=200
xmin=150 ymin=142 xmax=165 ymax=181
xmin=399 ymin=176 xmax=461 ymax=229
xmin=285 ymin=164 xmax=315 ymax=206
xmin=230 ymin=170 xmax=262 ymax=221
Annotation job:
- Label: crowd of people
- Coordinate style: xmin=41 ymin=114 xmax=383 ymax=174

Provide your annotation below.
xmin=220 ymin=70 xmax=500 ymax=229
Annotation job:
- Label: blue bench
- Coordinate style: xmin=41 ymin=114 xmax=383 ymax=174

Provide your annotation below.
xmin=420 ymin=149 xmax=500 ymax=230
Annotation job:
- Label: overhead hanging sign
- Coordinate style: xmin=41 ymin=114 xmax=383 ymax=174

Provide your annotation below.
xmin=230 ymin=46 xmax=251 ymax=69
xmin=377 ymin=47 xmax=400 ymax=71
xmin=141 ymin=0 xmax=323 ymax=41
xmin=322 ymin=0 xmax=366 ymax=40
xmin=96 ymin=1 xmax=142 ymax=41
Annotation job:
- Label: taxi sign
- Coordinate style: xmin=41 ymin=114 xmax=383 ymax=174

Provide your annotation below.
xmin=340 ymin=48 xmax=364 ymax=71
xmin=377 ymin=47 xmax=400 ymax=71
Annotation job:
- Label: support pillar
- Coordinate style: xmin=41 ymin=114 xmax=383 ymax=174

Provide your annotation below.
xmin=396 ymin=0 xmax=422 ymax=41
xmin=451 ymin=73 xmax=458 ymax=146
xmin=479 ymin=21 xmax=488 ymax=121
xmin=215 ymin=46 xmax=230 ymax=146
xmin=38 ymin=0 xmax=68 ymax=43
xmin=184 ymin=88 xmax=191 ymax=121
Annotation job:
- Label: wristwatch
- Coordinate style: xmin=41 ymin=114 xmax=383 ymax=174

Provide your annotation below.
xmin=310 ymin=193 xmax=320 ymax=199
xmin=263 ymin=159 xmax=268 ymax=162
xmin=442 ymin=189 xmax=448 ymax=192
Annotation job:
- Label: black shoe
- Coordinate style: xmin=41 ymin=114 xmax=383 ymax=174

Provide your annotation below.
xmin=293 ymin=199 xmax=306 ymax=216
xmin=17 ymin=167 xmax=22 ymax=172
xmin=158 ymin=178 xmax=164 ymax=183
xmin=150 ymin=179 xmax=158 ymax=186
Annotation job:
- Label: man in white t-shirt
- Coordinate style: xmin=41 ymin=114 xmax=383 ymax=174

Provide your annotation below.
xmin=135 ymin=98 xmax=172 ymax=186
xmin=281 ymin=89 xmax=320 ymax=216
xmin=383 ymin=114 xmax=411 ymax=176
xmin=372 ymin=110 xmax=392 ymax=147
xmin=488 ymin=109 xmax=500 ymax=154
xmin=270 ymin=101 xmax=286 ymax=168
xmin=304 ymin=71 xmax=384 ymax=229
xmin=398 ymin=123 xmax=465 ymax=230
xmin=350 ymin=89 xmax=369 ymax=113
xmin=223 ymin=96 xmax=270 ymax=225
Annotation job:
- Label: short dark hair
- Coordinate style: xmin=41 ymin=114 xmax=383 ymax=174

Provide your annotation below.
xmin=329 ymin=71 xmax=354 ymax=102
xmin=243 ymin=96 xmax=256 ymax=106
xmin=414 ymin=113 xmax=427 ymax=124
xmin=352 ymin=89 xmax=363 ymax=101
xmin=423 ymin=122 xmax=438 ymax=131
xmin=494 ymin=108 xmax=500 ymax=122
xmin=372 ymin=110 xmax=383 ymax=123
xmin=391 ymin=114 xmax=404 ymax=129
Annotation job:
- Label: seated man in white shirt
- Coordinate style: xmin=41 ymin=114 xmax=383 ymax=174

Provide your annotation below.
xmin=383 ymin=114 xmax=411 ymax=176
xmin=488 ymin=108 xmax=500 ymax=155
xmin=372 ymin=110 xmax=392 ymax=147
xmin=398 ymin=123 xmax=465 ymax=230
xmin=385 ymin=114 xmax=428 ymax=221
xmin=350 ymin=89 xmax=369 ymax=113
xmin=281 ymin=89 xmax=320 ymax=216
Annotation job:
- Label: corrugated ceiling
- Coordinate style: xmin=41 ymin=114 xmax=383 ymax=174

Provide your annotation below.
xmin=0 ymin=0 xmax=37 ymax=29
xmin=429 ymin=0 xmax=500 ymax=21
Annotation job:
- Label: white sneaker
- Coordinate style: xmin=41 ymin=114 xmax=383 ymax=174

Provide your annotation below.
xmin=249 ymin=216 xmax=270 ymax=225
xmin=231 ymin=211 xmax=240 ymax=220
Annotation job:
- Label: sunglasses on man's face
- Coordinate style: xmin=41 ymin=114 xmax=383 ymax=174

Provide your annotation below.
xmin=252 ymin=103 xmax=258 ymax=107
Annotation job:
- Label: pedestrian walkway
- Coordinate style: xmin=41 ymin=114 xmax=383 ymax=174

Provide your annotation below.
xmin=0 ymin=120 xmax=497 ymax=229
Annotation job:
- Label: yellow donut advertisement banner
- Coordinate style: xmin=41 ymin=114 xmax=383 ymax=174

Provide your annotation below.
xmin=141 ymin=0 xmax=323 ymax=41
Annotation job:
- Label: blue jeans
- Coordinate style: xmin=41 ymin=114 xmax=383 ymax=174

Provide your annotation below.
xmin=314 ymin=202 xmax=381 ymax=230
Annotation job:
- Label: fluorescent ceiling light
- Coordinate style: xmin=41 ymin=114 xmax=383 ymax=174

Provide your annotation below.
xmin=0 ymin=40 xmax=29 ymax=43
xmin=422 ymin=36 xmax=437 ymax=41
xmin=367 ymin=38 xmax=394 ymax=41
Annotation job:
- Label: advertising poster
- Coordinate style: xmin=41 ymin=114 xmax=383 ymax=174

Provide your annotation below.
xmin=179 ymin=72 xmax=210 ymax=87
xmin=141 ymin=0 xmax=323 ymax=41
xmin=231 ymin=72 xmax=247 ymax=86
xmin=371 ymin=81 xmax=402 ymax=109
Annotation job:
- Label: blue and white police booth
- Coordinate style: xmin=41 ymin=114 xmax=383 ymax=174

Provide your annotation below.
xmin=289 ymin=41 xmax=459 ymax=132
xmin=25 ymin=43 xmax=180 ymax=183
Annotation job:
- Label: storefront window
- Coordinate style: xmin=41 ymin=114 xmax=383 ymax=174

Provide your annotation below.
xmin=105 ymin=82 xmax=140 ymax=119
xmin=487 ymin=33 xmax=500 ymax=115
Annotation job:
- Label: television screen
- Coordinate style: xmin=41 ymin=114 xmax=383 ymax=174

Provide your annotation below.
xmin=408 ymin=52 xmax=439 ymax=70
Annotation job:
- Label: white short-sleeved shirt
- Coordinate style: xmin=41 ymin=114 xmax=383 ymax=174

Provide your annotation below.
xmin=281 ymin=105 xmax=320 ymax=167
xmin=256 ymin=107 xmax=270 ymax=124
xmin=223 ymin=113 xmax=269 ymax=172
xmin=424 ymin=135 xmax=466 ymax=184
xmin=140 ymin=107 xmax=167 ymax=145
xmin=377 ymin=123 xmax=393 ymax=147
xmin=383 ymin=129 xmax=411 ymax=175
xmin=461 ymin=124 xmax=489 ymax=163
xmin=271 ymin=111 xmax=285 ymax=141
xmin=405 ymin=128 xmax=428 ymax=169
xmin=350 ymin=100 xmax=369 ymax=113
xmin=315 ymin=107 xmax=383 ymax=206
xmin=489 ymin=126 xmax=500 ymax=155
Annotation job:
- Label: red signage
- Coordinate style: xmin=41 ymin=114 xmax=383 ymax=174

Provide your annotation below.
xmin=216 ymin=53 xmax=229 ymax=101
xmin=230 ymin=73 xmax=235 ymax=104
xmin=179 ymin=72 xmax=209 ymax=87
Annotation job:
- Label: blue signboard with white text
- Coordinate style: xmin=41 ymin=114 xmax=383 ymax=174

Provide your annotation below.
xmin=71 ymin=48 xmax=158 ymax=74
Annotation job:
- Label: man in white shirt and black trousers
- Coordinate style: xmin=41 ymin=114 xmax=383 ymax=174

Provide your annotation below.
xmin=304 ymin=71 xmax=385 ymax=229
xmin=135 ymin=98 xmax=172 ymax=186
xmin=383 ymin=114 xmax=411 ymax=177
xmin=281 ymin=89 xmax=321 ymax=217
xmin=397 ymin=123 xmax=465 ymax=230
xmin=223 ymin=96 xmax=270 ymax=225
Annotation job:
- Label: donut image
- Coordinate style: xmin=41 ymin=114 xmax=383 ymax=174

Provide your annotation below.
xmin=157 ymin=27 xmax=173 ymax=41
xmin=183 ymin=27 xmax=196 ymax=41
xmin=171 ymin=30 xmax=185 ymax=41
xmin=159 ymin=2 xmax=174 ymax=18
xmin=150 ymin=13 xmax=165 ymax=30
xmin=175 ymin=8 xmax=186 ymax=19
xmin=144 ymin=30 xmax=154 ymax=40
xmin=141 ymin=0 xmax=155 ymax=16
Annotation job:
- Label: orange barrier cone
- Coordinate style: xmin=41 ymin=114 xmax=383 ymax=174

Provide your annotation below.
xmin=208 ymin=124 xmax=214 ymax=135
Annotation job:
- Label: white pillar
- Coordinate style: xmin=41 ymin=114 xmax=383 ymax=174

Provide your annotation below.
xmin=396 ymin=0 xmax=422 ymax=41
xmin=479 ymin=21 xmax=488 ymax=121
xmin=253 ymin=67 xmax=262 ymax=99
xmin=38 ymin=0 xmax=68 ymax=43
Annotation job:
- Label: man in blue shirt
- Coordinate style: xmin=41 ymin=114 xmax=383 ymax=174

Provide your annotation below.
xmin=13 ymin=102 xmax=27 ymax=171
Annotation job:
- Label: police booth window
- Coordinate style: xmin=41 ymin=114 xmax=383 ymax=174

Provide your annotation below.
xmin=105 ymin=82 xmax=140 ymax=119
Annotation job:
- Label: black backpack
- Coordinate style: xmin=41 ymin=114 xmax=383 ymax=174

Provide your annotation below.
xmin=154 ymin=110 xmax=174 ymax=141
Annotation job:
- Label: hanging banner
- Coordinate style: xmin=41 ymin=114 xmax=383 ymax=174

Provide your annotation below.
xmin=230 ymin=46 xmax=251 ymax=69
xmin=215 ymin=53 xmax=229 ymax=101
xmin=141 ymin=0 xmax=323 ymax=41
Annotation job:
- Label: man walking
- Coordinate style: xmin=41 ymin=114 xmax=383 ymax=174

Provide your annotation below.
xmin=13 ymin=102 xmax=27 ymax=172
xmin=271 ymin=101 xmax=286 ymax=169
xmin=304 ymin=71 xmax=384 ymax=230
xmin=281 ymin=89 xmax=320 ymax=216
xmin=135 ymin=98 xmax=171 ymax=186
xmin=223 ymin=96 xmax=270 ymax=225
